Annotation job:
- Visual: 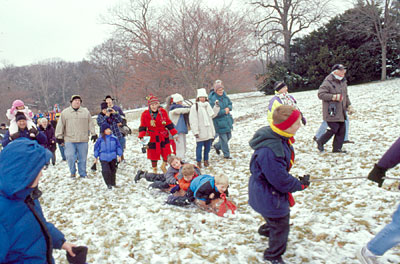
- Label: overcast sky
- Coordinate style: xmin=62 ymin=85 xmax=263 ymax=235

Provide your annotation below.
xmin=0 ymin=0 xmax=354 ymax=67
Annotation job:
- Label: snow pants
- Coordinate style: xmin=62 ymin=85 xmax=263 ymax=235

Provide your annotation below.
xmin=100 ymin=159 xmax=117 ymax=186
xmin=262 ymin=214 xmax=290 ymax=261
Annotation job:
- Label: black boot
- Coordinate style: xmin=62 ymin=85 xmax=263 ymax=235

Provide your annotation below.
xmin=134 ymin=170 xmax=145 ymax=183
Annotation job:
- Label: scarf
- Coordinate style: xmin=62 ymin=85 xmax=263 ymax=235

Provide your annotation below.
xmin=197 ymin=102 xmax=214 ymax=126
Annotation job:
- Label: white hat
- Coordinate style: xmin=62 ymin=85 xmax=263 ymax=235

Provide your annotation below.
xmin=196 ymin=88 xmax=208 ymax=98
xmin=172 ymin=93 xmax=184 ymax=103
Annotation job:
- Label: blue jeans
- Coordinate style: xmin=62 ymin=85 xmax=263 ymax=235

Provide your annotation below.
xmin=118 ymin=136 xmax=126 ymax=152
xmin=214 ymin=132 xmax=232 ymax=158
xmin=196 ymin=139 xmax=212 ymax=162
xmin=315 ymin=116 xmax=350 ymax=141
xmin=367 ymin=204 xmax=400 ymax=256
xmin=58 ymin=143 xmax=66 ymax=161
xmin=65 ymin=142 xmax=88 ymax=177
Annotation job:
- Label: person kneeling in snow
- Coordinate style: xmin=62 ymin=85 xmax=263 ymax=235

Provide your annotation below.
xmin=248 ymin=105 xmax=310 ymax=264
xmin=0 ymin=138 xmax=84 ymax=263
xmin=94 ymin=123 xmax=123 ymax=190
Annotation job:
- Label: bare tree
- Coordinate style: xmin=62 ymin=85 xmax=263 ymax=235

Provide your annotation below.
xmin=250 ymin=0 xmax=331 ymax=63
xmin=353 ymin=0 xmax=400 ymax=80
xmin=89 ymin=38 xmax=127 ymax=100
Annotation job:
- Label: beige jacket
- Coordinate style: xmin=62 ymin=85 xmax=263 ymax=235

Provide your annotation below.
xmin=55 ymin=106 xmax=96 ymax=142
xmin=318 ymin=74 xmax=351 ymax=122
xmin=189 ymin=102 xmax=219 ymax=142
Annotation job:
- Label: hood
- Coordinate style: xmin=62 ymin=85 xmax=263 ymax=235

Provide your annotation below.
xmin=249 ymin=126 xmax=285 ymax=157
xmin=0 ymin=138 xmax=52 ymax=200
xmin=169 ymin=103 xmax=187 ymax=111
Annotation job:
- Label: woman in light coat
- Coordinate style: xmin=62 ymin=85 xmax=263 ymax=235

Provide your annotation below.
xmin=189 ymin=88 xmax=219 ymax=168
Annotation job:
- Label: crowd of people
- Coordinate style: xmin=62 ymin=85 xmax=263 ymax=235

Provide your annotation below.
xmin=0 ymin=65 xmax=399 ymax=264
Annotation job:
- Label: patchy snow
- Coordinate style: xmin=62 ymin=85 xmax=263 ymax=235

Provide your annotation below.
xmin=38 ymin=79 xmax=400 ymax=263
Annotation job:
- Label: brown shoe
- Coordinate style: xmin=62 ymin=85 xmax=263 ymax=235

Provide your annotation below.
xmin=197 ymin=162 xmax=202 ymax=168
xmin=204 ymin=161 xmax=209 ymax=167
xmin=152 ymin=167 xmax=158 ymax=174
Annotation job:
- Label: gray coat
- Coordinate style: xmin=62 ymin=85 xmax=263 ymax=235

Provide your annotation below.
xmin=318 ymin=74 xmax=351 ymax=122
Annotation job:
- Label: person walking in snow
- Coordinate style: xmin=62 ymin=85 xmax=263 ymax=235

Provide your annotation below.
xmin=97 ymin=102 xmax=124 ymax=155
xmin=316 ymin=64 xmax=353 ymax=153
xmin=55 ymin=95 xmax=97 ymax=178
xmin=357 ymin=137 xmax=400 ymax=263
xmin=2 ymin=112 xmax=47 ymax=148
xmin=208 ymin=83 xmax=234 ymax=159
xmin=94 ymin=123 xmax=123 ymax=189
xmin=38 ymin=118 xmax=57 ymax=166
xmin=0 ymin=138 xmax=79 ymax=263
xmin=138 ymin=94 xmax=178 ymax=174
xmin=189 ymin=88 xmax=219 ymax=168
xmin=167 ymin=93 xmax=191 ymax=160
xmin=248 ymin=105 xmax=310 ymax=264
xmin=267 ymin=81 xmax=306 ymax=126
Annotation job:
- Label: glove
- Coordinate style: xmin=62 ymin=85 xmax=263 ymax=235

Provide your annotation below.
xmin=194 ymin=134 xmax=199 ymax=138
xmin=368 ymin=164 xmax=387 ymax=187
xmin=56 ymin=138 xmax=64 ymax=144
xmin=29 ymin=127 xmax=39 ymax=137
xmin=91 ymin=134 xmax=98 ymax=143
xmin=299 ymin=174 xmax=310 ymax=189
xmin=301 ymin=116 xmax=306 ymax=126
xmin=347 ymin=105 xmax=355 ymax=115
xmin=332 ymin=94 xmax=343 ymax=101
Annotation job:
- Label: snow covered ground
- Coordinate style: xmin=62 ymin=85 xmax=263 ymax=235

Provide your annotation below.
xmin=40 ymin=79 xmax=400 ymax=263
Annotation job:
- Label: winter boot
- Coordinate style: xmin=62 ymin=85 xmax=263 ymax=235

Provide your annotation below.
xmin=357 ymin=246 xmax=381 ymax=264
xmin=258 ymin=223 xmax=270 ymax=237
xmin=161 ymin=161 xmax=167 ymax=174
xmin=148 ymin=181 xmax=170 ymax=190
xmin=166 ymin=195 xmax=191 ymax=206
xmin=135 ymin=170 xmax=146 ymax=183
xmin=197 ymin=161 xmax=202 ymax=168
xmin=204 ymin=160 xmax=209 ymax=167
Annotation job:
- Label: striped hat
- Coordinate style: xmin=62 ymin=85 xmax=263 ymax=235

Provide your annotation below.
xmin=146 ymin=94 xmax=159 ymax=105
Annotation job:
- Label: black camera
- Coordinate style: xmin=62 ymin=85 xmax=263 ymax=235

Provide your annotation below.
xmin=328 ymin=103 xmax=337 ymax=117
xmin=107 ymin=108 xmax=113 ymax=113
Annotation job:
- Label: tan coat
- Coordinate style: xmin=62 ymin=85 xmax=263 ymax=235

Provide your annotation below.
xmin=318 ymin=74 xmax=351 ymax=122
xmin=55 ymin=106 xmax=96 ymax=142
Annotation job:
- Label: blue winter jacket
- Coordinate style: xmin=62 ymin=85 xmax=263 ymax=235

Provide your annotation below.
xmin=0 ymin=138 xmax=65 ymax=263
xmin=248 ymin=126 xmax=303 ymax=218
xmin=94 ymin=134 xmax=123 ymax=162
xmin=189 ymin=174 xmax=226 ymax=204
xmin=208 ymin=91 xmax=233 ymax=134
xmin=2 ymin=127 xmax=47 ymax=148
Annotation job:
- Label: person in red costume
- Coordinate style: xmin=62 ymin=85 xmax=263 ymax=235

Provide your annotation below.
xmin=139 ymin=94 xmax=178 ymax=173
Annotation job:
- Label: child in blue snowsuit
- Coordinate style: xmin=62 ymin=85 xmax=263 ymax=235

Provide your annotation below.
xmin=94 ymin=123 xmax=122 ymax=189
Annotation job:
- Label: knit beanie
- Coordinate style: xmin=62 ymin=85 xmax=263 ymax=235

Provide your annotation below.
xmin=172 ymin=93 xmax=184 ymax=103
xmin=215 ymin=83 xmax=224 ymax=91
xmin=12 ymin=100 xmax=25 ymax=108
xmin=101 ymin=102 xmax=108 ymax=110
xmin=273 ymin=81 xmax=287 ymax=92
xmin=101 ymin=123 xmax=111 ymax=133
xmin=15 ymin=112 xmax=27 ymax=122
xmin=273 ymin=105 xmax=300 ymax=130
xmin=146 ymin=94 xmax=159 ymax=106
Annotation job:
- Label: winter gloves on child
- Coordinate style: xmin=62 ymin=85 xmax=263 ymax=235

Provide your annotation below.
xmin=91 ymin=134 xmax=98 ymax=143
xmin=299 ymin=175 xmax=310 ymax=189
xmin=66 ymin=246 xmax=88 ymax=264
xmin=367 ymin=164 xmax=387 ymax=187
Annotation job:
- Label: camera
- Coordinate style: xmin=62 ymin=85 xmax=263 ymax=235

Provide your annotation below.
xmin=328 ymin=103 xmax=336 ymax=117
xmin=107 ymin=108 xmax=113 ymax=113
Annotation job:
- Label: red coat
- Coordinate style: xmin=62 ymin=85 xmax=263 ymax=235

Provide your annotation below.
xmin=139 ymin=107 xmax=177 ymax=161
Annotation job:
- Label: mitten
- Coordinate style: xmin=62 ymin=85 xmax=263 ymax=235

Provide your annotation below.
xmin=66 ymin=246 xmax=88 ymax=264
xmin=367 ymin=164 xmax=387 ymax=187
xmin=299 ymin=174 xmax=310 ymax=189
xmin=91 ymin=134 xmax=98 ymax=143
xmin=29 ymin=127 xmax=39 ymax=137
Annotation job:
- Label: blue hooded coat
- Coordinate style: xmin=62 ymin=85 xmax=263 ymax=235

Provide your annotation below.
xmin=0 ymin=138 xmax=65 ymax=263
xmin=248 ymin=126 xmax=303 ymax=218
xmin=94 ymin=134 xmax=123 ymax=162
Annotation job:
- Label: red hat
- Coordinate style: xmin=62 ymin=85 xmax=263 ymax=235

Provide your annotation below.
xmin=146 ymin=94 xmax=159 ymax=106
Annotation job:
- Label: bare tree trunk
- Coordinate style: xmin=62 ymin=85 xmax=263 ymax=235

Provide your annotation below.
xmin=381 ymin=43 xmax=387 ymax=80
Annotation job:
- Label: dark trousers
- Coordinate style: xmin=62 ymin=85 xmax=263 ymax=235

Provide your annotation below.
xmin=318 ymin=121 xmax=345 ymax=151
xmin=51 ymin=151 xmax=56 ymax=165
xmin=100 ymin=159 xmax=117 ymax=186
xmin=262 ymin=214 xmax=290 ymax=261
xmin=145 ymin=173 xmax=166 ymax=182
